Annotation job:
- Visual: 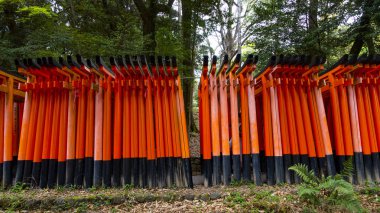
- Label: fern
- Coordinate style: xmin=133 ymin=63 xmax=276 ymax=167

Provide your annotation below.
xmin=297 ymin=185 xmax=320 ymax=205
xmin=321 ymin=178 xmax=362 ymax=212
xmin=289 ymin=163 xmax=363 ymax=212
xmin=289 ymin=164 xmax=319 ymax=186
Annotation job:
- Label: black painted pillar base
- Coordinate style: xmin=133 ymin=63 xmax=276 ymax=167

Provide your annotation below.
xmin=309 ymin=157 xmax=318 ymax=177
xmin=203 ymin=159 xmax=212 ymax=187
xmin=335 ymin=155 xmax=346 ymax=174
xmin=48 ymin=159 xmax=58 ymax=188
xmin=283 ymin=154 xmax=293 ymax=184
xmin=252 ymin=154 xmax=262 ymax=185
xmin=131 ymin=158 xmax=139 ymax=187
xmin=242 ymin=154 xmax=251 ymax=181
xmin=15 ymin=160 xmax=25 ymax=184
xmin=222 ymin=155 xmax=231 ymax=185
xmin=354 ymin=152 xmax=365 ymax=184
xmin=317 ymin=157 xmax=327 ymax=177
xmin=31 ymin=162 xmax=41 ymax=186
xmin=65 ymin=159 xmax=75 ymax=186
xmin=371 ymin=153 xmax=380 ymax=182
xmin=112 ymin=158 xmax=121 ymax=187
xmin=139 ymin=158 xmax=147 ymax=188
xmin=266 ymin=156 xmax=275 ymax=186
xmin=94 ymin=160 xmax=102 ymax=187
xmin=183 ymin=158 xmax=193 ymax=188
xmin=74 ymin=158 xmax=84 ymax=187
xmin=57 ymin=161 xmax=66 ymax=186
xmin=291 ymin=155 xmax=301 ymax=183
xmin=156 ymin=158 xmax=166 ymax=188
xmin=102 ymin=160 xmax=112 ymax=187
xmin=2 ymin=161 xmax=13 ymax=188
xmin=232 ymin=155 xmax=241 ymax=181
xmin=122 ymin=158 xmax=131 ymax=186
xmin=300 ymin=154 xmax=309 ymax=168
xmin=84 ymin=157 xmax=94 ymax=188
xmin=326 ymin=154 xmax=336 ymax=177
xmin=147 ymin=159 xmax=156 ymax=188
xmin=274 ymin=156 xmax=284 ymax=184
xmin=212 ymin=155 xmax=221 ymax=185
xmin=22 ymin=160 xmax=33 ymax=184
xmin=40 ymin=159 xmax=50 ymax=188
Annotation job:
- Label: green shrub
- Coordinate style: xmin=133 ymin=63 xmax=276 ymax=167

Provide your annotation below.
xmin=289 ymin=159 xmax=363 ymax=212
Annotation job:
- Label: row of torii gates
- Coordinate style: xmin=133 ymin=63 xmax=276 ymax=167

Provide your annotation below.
xmin=0 ymin=53 xmax=379 ymax=188
xmin=199 ymin=53 xmax=380 ymax=186
xmin=0 ymin=55 xmax=191 ymax=188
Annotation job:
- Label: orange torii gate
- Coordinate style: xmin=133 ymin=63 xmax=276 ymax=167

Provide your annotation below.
xmin=319 ymin=54 xmax=380 ymax=183
xmin=254 ymin=55 xmax=335 ymax=184
xmin=0 ymin=66 xmax=25 ymax=187
xmin=199 ymin=54 xmax=261 ymax=186
xmin=198 ymin=53 xmax=347 ymax=186
xmin=6 ymin=54 xmax=192 ymax=189
xmin=4 ymin=51 xmax=380 ymax=188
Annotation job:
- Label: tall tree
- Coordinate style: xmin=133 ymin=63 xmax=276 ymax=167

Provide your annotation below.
xmin=181 ymin=0 xmax=196 ymax=131
xmin=209 ymin=0 xmax=252 ymax=59
xmin=349 ymin=0 xmax=375 ymax=55
xmin=244 ymin=0 xmax=358 ymax=67
xmin=308 ymin=0 xmax=320 ymax=54
xmin=0 ymin=0 xmax=57 ymax=67
xmin=133 ymin=0 xmax=175 ymax=53
xmin=180 ymin=0 xmax=216 ymax=132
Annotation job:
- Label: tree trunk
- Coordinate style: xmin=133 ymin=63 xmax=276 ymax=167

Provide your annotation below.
xmin=133 ymin=0 xmax=157 ymax=53
xmin=225 ymin=0 xmax=235 ymax=59
xmin=349 ymin=0 xmax=374 ymax=55
xmin=236 ymin=0 xmax=242 ymax=55
xmin=308 ymin=0 xmax=320 ymax=54
xmin=142 ymin=16 xmax=156 ymax=53
xmin=181 ymin=0 xmax=196 ymax=132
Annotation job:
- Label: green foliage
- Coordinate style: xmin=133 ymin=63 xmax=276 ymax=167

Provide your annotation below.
xmin=289 ymin=164 xmax=319 ymax=186
xmin=0 ymin=0 xmax=213 ymax=68
xmin=156 ymin=26 xmax=182 ymax=56
xmin=9 ymin=182 xmax=29 ymax=193
xmin=289 ymin=159 xmax=363 ymax=212
xmin=230 ymin=179 xmax=252 ymax=187
xmin=248 ymin=189 xmax=285 ymax=212
xmin=297 ymin=185 xmax=319 ymax=204
xmin=245 ymin=0 xmax=380 ymax=69
xmin=17 ymin=5 xmax=56 ymax=21
xmin=225 ymin=192 xmax=246 ymax=204
xmin=360 ymin=182 xmax=380 ymax=195
xmin=253 ymin=190 xmax=276 ymax=200
xmin=124 ymin=184 xmax=134 ymax=191
xmin=224 ymin=192 xmax=249 ymax=209
xmin=359 ymin=183 xmax=380 ymax=204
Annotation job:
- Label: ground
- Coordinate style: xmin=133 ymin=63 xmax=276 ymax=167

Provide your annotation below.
xmin=1 ymin=183 xmax=380 ymax=212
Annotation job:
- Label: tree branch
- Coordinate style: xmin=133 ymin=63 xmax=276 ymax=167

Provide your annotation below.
xmin=241 ymin=22 xmax=255 ymax=38
xmin=241 ymin=33 xmax=252 ymax=46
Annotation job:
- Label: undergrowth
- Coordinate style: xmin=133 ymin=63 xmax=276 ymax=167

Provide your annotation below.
xmin=289 ymin=158 xmax=363 ymax=212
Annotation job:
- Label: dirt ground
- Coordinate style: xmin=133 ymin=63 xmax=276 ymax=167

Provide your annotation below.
xmin=1 ymin=184 xmax=379 ymax=212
